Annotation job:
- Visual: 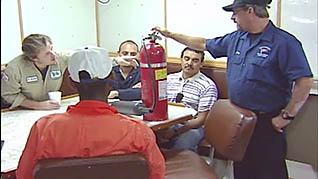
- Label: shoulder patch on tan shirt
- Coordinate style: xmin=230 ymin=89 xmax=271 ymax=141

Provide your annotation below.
xmin=1 ymin=72 xmax=9 ymax=81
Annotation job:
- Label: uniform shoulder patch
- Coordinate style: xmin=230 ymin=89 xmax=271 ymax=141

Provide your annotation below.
xmin=1 ymin=72 xmax=9 ymax=81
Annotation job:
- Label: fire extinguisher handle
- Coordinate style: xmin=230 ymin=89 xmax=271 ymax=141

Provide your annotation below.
xmin=143 ymin=31 xmax=162 ymax=41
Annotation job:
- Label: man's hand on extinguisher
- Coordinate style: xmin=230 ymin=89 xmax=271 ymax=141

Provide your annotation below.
xmin=151 ymin=26 xmax=170 ymax=38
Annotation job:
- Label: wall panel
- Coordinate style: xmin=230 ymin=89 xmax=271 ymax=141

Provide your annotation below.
xmin=1 ymin=0 xmax=97 ymax=64
xmin=166 ymin=0 xmax=278 ymax=61
xmin=1 ymin=0 xmax=22 ymax=63
xmin=281 ymin=0 xmax=317 ymax=79
xmin=97 ymin=0 xmax=164 ymax=52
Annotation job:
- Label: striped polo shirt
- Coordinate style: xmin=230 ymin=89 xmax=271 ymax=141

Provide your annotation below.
xmin=167 ymin=71 xmax=218 ymax=113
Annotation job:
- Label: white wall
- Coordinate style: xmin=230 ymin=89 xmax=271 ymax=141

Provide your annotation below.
xmin=2 ymin=0 xmax=316 ymax=79
xmin=281 ymin=0 xmax=317 ymax=80
xmin=1 ymin=0 xmax=97 ymax=64
xmin=166 ymin=0 xmax=234 ymax=61
xmin=98 ymin=0 xmax=278 ymax=61
xmin=97 ymin=0 xmax=164 ymax=52
xmin=165 ymin=0 xmax=277 ymax=61
xmin=1 ymin=0 xmax=21 ymax=63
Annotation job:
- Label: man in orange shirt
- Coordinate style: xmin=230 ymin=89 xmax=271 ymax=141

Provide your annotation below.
xmin=16 ymin=46 xmax=165 ymax=179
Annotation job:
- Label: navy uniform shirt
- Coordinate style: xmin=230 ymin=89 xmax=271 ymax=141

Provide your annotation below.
xmin=206 ymin=21 xmax=313 ymax=113
xmin=112 ymin=65 xmax=141 ymax=101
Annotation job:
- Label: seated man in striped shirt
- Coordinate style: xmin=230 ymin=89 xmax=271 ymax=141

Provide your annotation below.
xmin=158 ymin=47 xmax=218 ymax=152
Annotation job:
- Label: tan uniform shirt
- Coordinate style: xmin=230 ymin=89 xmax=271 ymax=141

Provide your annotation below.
xmin=1 ymin=52 xmax=71 ymax=108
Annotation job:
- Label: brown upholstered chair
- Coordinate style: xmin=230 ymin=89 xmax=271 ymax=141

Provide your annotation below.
xmin=59 ymin=70 xmax=78 ymax=97
xmin=198 ymin=67 xmax=230 ymax=160
xmin=163 ymin=150 xmax=218 ymax=179
xmin=33 ymin=153 xmax=149 ymax=179
xmin=200 ymin=67 xmax=228 ymax=100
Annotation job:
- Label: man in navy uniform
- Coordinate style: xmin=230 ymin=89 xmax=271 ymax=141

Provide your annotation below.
xmin=152 ymin=0 xmax=313 ymax=178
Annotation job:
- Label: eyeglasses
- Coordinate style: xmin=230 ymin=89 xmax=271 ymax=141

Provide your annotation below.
xmin=176 ymin=93 xmax=184 ymax=103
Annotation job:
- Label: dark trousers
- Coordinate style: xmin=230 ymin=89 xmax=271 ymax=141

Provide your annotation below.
xmin=234 ymin=113 xmax=289 ymax=179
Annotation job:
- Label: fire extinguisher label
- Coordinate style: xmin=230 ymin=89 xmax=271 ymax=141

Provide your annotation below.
xmin=155 ymin=68 xmax=167 ymax=81
xmin=158 ymin=80 xmax=167 ymax=100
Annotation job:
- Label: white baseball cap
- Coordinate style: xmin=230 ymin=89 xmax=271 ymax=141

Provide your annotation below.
xmin=68 ymin=46 xmax=112 ymax=83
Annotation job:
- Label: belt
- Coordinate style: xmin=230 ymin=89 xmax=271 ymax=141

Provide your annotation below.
xmin=253 ymin=110 xmax=280 ymax=118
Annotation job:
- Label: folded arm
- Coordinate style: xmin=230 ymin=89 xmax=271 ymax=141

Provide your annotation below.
xmin=108 ymin=88 xmax=142 ymax=101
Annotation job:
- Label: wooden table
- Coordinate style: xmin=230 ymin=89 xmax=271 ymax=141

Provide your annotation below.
xmin=1 ymin=95 xmax=195 ymax=172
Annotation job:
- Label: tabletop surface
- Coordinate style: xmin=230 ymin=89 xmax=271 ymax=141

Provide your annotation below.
xmin=1 ymin=96 xmax=196 ymax=172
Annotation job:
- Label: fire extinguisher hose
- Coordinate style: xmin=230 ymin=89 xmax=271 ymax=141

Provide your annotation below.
xmin=141 ymin=39 xmax=157 ymax=112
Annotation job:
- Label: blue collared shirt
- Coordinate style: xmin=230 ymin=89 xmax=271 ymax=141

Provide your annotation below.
xmin=206 ymin=21 xmax=313 ymax=112
xmin=112 ymin=66 xmax=141 ymax=101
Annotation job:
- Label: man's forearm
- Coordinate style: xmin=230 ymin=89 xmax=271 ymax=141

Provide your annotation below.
xmin=117 ymin=88 xmax=141 ymax=101
xmin=20 ymin=99 xmax=41 ymax=109
xmin=285 ymin=77 xmax=313 ymax=116
xmin=153 ymin=26 xmax=207 ymax=51
xmin=177 ymin=111 xmax=208 ymax=134
xmin=167 ymin=31 xmax=207 ymax=51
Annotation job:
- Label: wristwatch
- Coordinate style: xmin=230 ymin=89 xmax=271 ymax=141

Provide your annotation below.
xmin=280 ymin=109 xmax=295 ymax=120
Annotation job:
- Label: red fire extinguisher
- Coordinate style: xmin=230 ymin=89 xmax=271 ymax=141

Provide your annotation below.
xmin=140 ymin=32 xmax=168 ymax=121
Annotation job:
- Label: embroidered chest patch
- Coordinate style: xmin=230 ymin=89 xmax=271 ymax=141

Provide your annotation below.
xmin=257 ymin=46 xmax=271 ymax=58
xmin=50 ymin=70 xmax=61 ymax=79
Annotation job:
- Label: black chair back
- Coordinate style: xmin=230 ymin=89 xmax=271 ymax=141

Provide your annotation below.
xmin=34 ymin=153 xmax=149 ymax=179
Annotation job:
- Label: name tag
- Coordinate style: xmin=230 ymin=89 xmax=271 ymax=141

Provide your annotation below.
xmin=26 ymin=76 xmax=38 ymax=83
xmin=50 ymin=70 xmax=61 ymax=79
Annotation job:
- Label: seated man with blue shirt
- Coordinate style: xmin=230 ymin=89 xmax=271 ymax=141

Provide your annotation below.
xmin=157 ymin=47 xmax=218 ymax=152
xmin=108 ymin=40 xmax=141 ymax=101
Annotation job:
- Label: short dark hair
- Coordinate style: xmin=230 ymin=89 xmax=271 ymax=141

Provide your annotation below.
xmin=242 ymin=5 xmax=269 ymax=18
xmin=118 ymin=40 xmax=139 ymax=53
xmin=180 ymin=47 xmax=205 ymax=62
xmin=74 ymin=71 xmax=113 ymax=99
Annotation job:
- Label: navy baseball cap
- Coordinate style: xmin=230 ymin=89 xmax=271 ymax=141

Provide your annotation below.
xmin=223 ymin=0 xmax=272 ymax=12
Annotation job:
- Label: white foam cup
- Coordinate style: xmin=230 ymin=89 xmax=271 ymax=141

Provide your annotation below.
xmin=48 ymin=91 xmax=62 ymax=104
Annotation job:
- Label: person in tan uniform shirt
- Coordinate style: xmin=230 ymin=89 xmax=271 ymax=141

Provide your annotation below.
xmin=1 ymin=34 xmax=71 ymax=110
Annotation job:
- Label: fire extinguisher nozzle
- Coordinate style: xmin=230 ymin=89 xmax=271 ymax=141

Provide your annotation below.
xmin=139 ymin=106 xmax=152 ymax=113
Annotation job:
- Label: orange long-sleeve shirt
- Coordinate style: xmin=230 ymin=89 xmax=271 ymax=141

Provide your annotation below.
xmin=16 ymin=100 xmax=165 ymax=179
